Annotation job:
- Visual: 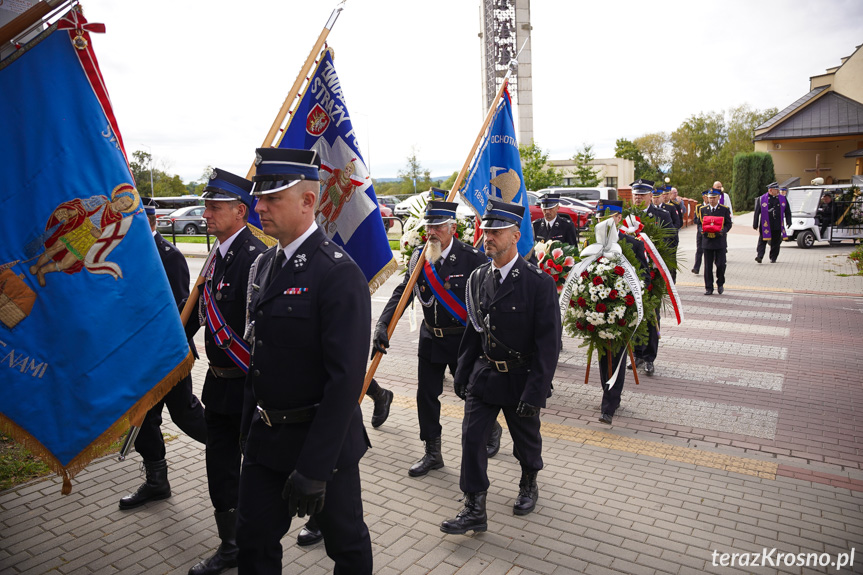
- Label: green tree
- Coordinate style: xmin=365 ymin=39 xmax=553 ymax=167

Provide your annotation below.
xmin=571 ymin=143 xmax=602 ymax=187
xmin=519 ymin=140 xmax=563 ymax=191
xmin=634 ymin=132 xmax=670 ymax=182
xmin=442 ymin=171 xmax=459 ymax=192
xmin=397 ymin=146 xmax=433 ymax=194
xmin=130 ymin=150 xmax=154 ymax=197
xmin=615 ymin=138 xmax=652 ymax=180
xmin=669 ymin=112 xmax=726 ymax=198
xmin=732 ymin=152 xmax=775 ymax=210
xmin=721 ymin=104 xmax=778 ymax=205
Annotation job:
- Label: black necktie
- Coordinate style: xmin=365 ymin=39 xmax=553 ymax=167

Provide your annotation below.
xmin=270 ymin=250 xmax=286 ymax=285
xmin=493 ymin=269 xmax=502 ymax=294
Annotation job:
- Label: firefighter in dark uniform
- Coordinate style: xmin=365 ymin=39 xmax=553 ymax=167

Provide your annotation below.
xmin=532 ymin=192 xmax=579 ymax=247
xmin=184 ymin=169 xmax=266 ymax=575
xmin=629 ymin=180 xmax=673 ymax=376
xmin=661 ymin=186 xmax=682 ymax=282
xmin=753 ymin=182 xmax=792 ymax=263
xmin=440 ymin=201 xmax=561 ymax=535
xmin=373 ymin=200 xmax=493 ymax=477
xmin=236 ymin=148 xmax=372 ymax=575
xmin=697 ymin=188 xmax=733 ymax=294
xmin=691 ymin=195 xmax=709 ymax=275
xmin=119 ymin=202 xmax=207 ymax=510
xmin=667 ymin=187 xmax=686 ymax=228
xmin=593 ymin=201 xmax=649 ymax=424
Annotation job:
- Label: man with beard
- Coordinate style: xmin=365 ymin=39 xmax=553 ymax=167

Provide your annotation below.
xmin=373 ymin=201 xmax=493 ymax=477
xmin=440 ymin=201 xmax=560 ymax=534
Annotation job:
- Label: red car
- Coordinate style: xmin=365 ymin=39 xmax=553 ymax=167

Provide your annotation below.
xmin=379 ymin=202 xmax=394 ymax=230
xmin=526 ymin=191 xmax=592 ymax=229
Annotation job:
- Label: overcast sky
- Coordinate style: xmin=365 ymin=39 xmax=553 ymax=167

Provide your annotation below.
xmin=78 ymin=0 xmax=863 ymax=184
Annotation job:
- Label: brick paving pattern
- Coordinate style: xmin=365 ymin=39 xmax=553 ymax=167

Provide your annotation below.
xmin=1 ymin=225 xmax=862 ymax=574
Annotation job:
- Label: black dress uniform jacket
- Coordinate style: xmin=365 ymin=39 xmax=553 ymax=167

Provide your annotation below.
xmin=242 ymin=227 xmax=371 ymax=480
xmin=532 ymin=215 xmax=579 ymax=246
xmin=379 ymin=239 xmax=488 ymax=364
xmin=697 ymin=204 xmax=733 ymax=250
xmin=662 ymin=202 xmax=682 ymax=230
xmin=456 ymin=257 xmax=561 ymax=408
xmin=186 ymin=226 xmax=266 ymax=414
xmin=155 ymin=231 xmax=191 ymax=310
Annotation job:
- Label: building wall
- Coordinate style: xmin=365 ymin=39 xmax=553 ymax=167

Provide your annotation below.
xmin=833 ymin=45 xmax=863 ymax=102
xmin=754 ymin=138 xmax=863 ymax=185
xmin=547 ymin=157 xmax=635 ymax=189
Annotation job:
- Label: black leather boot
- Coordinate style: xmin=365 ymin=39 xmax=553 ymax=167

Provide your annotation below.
xmin=440 ymin=491 xmax=488 ymax=534
xmin=486 ymin=420 xmax=502 ymax=458
xmin=368 ymin=381 xmax=394 ymax=428
xmin=513 ymin=470 xmax=538 ymax=516
xmin=188 ymin=510 xmax=238 ymax=575
xmin=408 ymin=436 xmax=444 ymax=477
xmin=119 ymin=459 xmax=171 ymax=510
xmin=297 ymin=516 xmax=323 ymax=546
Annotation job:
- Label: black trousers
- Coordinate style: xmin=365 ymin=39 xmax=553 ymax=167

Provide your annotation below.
xmin=204 ymin=409 xmax=243 ymax=512
xmin=236 ymin=461 xmax=372 ymax=575
xmin=459 ymin=394 xmax=542 ymax=493
xmin=703 ymin=249 xmax=726 ymax=290
xmin=417 ymin=355 xmax=457 ymax=441
xmin=635 ymin=309 xmax=660 ymax=363
xmin=135 ymin=373 xmax=207 ymax=462
xmin=598 ymin=347 xmax=626 ymax=416
xmin=693 ymin=233 xmax=703 ymax=272
xmin=756 ymin=232 xmax=783 ymax=261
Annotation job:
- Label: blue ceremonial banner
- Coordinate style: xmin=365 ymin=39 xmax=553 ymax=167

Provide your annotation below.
xmin=459 ymin=87 xmax=534 ymax=257
xmin=0 ymin=10 xmax=193 ymax=492
xmin=278 ymin=48 xmax=397 ymax=293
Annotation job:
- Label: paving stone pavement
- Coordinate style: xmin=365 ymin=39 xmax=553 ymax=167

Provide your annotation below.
xmin=2 ymin=223 xmax=862 ymax=574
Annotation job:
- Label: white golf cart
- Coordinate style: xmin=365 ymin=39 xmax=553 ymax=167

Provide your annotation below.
xmin=786 ymin=184 xmax=863 ymax=248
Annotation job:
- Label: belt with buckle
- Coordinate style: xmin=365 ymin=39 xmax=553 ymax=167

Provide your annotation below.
xmin=482 ymin=354 xmax=531 ymax=373
xmin=424 ymin=321 xmax=466 ymax=338
xmin=256 ymin=403 xmax=319 ymax=427
xmin=209 ymin=364 xmax=245 ymax=379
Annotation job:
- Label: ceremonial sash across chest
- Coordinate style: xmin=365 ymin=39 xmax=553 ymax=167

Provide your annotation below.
xmin=421 ymin=258 xmax=467 ymax=326
xmin=760 ymin=194 xmax=788 ymax=240
xmin=203 ymin=264 xmax=251 ymax=373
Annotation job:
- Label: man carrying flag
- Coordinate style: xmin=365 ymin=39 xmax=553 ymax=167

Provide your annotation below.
xmin=185 ymin=168 xmax=265 ymax=575
xmin=372 ymin=200 xmax=493 ymax=478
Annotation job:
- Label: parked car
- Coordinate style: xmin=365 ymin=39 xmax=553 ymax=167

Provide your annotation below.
xmin=536 ymin=187 xmax=618 ymax=208
xmin=393 ymin=191 xmax=475 ymax=220
xmin=156 ymin=206 xmax=207 ymax=235
xmin=377 ymin=195 xmax=398 ymax=210
xmin=526 ymin=191 xmax=592 ymax=229
xmin=379 ymin=201 xmax=394 ymax=230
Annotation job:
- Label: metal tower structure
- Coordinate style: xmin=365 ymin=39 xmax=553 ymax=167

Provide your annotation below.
xmin=480 ymin=0 xmax=532 ymax=145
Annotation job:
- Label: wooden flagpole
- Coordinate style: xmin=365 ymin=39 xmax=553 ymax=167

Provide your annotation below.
xmin=360 ymin=61 xmax=519 ymax=402
xmin=0 ymin=0 xmax=68 ymax=46
xmin=179 ymin=2 xmax=345 ymax=329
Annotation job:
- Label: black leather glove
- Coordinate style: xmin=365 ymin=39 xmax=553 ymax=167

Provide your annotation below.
xmin=516 ymin=401 xmax=540 ymax=418
xmin=371 ymin=322 xmax=389 ymax=358
xmin=454 ymin=381 xmax=467 ymax=400
xmin=282 ymin=470 xmax=326 ymax=518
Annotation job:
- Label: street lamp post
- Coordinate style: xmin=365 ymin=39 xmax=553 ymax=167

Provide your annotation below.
xmin=142 ymin=143 xmax=155 ymax=197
